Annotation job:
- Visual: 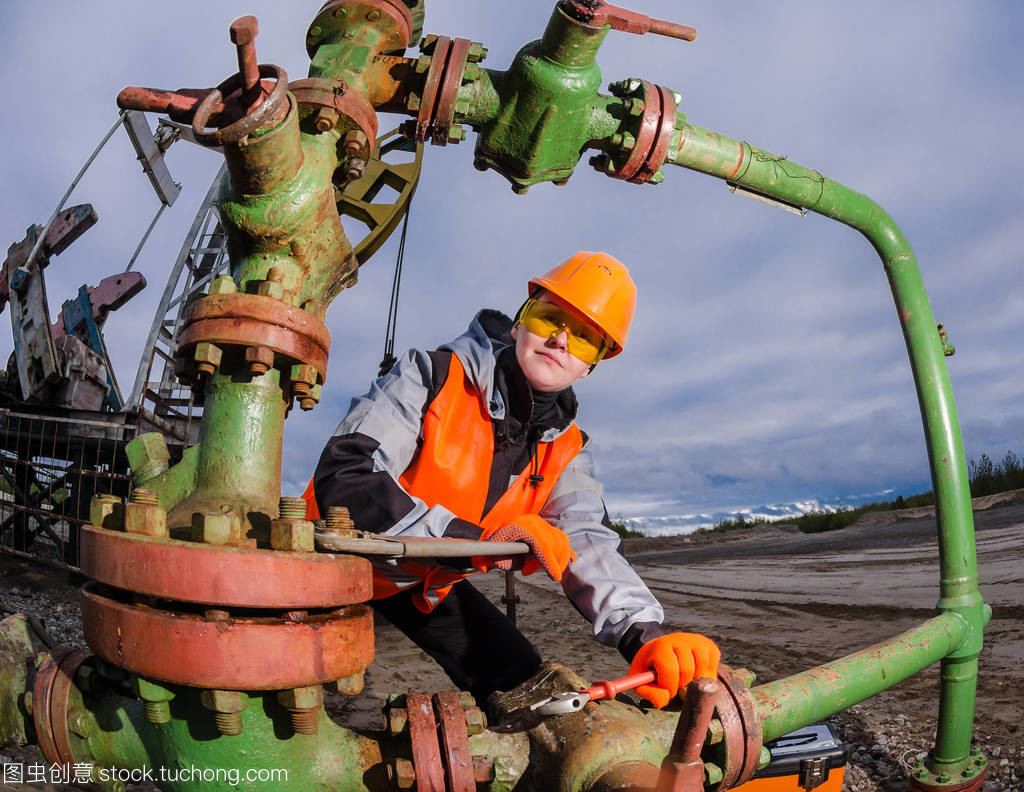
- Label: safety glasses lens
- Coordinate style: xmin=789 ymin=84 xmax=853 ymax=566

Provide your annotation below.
xmin=519 ymin=300 xmax=606 ymax=364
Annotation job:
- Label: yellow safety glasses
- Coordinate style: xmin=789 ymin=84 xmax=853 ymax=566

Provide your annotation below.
xmin=517 ymin=299 xmax=609 ymax=364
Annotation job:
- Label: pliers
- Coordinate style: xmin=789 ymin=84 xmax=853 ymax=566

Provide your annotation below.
xmin=529 ymin=670 xmax=656 ymax=716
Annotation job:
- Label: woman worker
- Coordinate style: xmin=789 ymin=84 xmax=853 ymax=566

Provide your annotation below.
xmin=306 ymin=251 xmax=719 ymax=708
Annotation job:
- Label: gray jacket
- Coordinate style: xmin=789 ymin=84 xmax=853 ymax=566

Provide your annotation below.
xmin=320 ymin=311 xmax=666 ymax=653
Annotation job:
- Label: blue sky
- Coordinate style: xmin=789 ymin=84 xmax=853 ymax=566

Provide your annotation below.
xmin=1 ymin=2 xmax=1021 ymax=522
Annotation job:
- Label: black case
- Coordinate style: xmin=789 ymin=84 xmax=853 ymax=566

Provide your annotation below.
xmin=754 ymin=723 xmax=847 ymax=780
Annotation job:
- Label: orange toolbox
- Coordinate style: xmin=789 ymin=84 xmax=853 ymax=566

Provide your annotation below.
xmin=734 ymin=723 xmax=847 ymax=791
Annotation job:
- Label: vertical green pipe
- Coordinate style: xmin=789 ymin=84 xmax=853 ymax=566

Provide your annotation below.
xmin=162 ymin=367 xmax=286 ymax=530
xmin=668 ymin=122 xmax=987 ymax=778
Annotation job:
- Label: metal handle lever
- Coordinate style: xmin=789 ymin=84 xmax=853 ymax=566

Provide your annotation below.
xmin=560 ymin=0 xmax=697 ymax=42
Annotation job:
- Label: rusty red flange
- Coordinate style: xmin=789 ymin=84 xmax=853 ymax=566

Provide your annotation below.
xmin=610 ymin=80 xmax=677 ymax=184
xmin=718 ymin=666 xmax=763 ymax=787
xmin=178 ymin=293 xmax=331 ymax=380
xmin=81 ymin=584 xmax=374 ymax=690
xmin=406 ymin=692 xmax=447 ymax=792
xmin=909 ymin=770 xmax=988 ymax=792
xmin=415 ymin=35 xmax=451 ymax=143
xmin=434 ymin=692 xmax=475 ymax=792
xmin=629 ymin=84 xmax=676 ymax=184
xmin=289 ymin=77 xmax=379 ymax=145
xmin=308 ymin=0 xmax=414 ymax=58
xmin=31 ymin=648 xmax=73 ymax=766
xmin=712 ymin=674 xmax=745 ymax=790
xmin=431 ymin=37 xmax=471 ymax=146
xmin=47 ymin=650 xmax=92 ymax=766
xmin=79 ymin=525 xmax=372 ymax=609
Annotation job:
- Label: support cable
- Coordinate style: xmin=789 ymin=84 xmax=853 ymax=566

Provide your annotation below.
xmin=20 ymin=111 xmax=127 ymax=275
xmin=123 ymin=202 xmax=167 ymax=272
xmin=378 ymin=201 xmax=413 ymax=377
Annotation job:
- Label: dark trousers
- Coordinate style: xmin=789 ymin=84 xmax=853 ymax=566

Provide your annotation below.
xmin=370 ymin=580 xmax=542 ymax=705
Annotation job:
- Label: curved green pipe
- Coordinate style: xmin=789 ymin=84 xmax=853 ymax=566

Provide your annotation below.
xmin=666 ymin=121 xmax=987 ymax=780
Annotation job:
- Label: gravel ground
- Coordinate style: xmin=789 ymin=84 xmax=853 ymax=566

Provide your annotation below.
xmin=2 ymin=497 xmax=1021 ymax=791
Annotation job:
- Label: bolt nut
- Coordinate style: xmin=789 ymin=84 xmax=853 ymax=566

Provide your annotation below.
xmin=620 ymin=132 xmax=635 ymax=150
xmin=271 ymin=518 xmax=315 ymax=552
xmin=393 ymin=758 xmax=416 ymax=789
xmin=625 ymin=78 xmax=642 ymax=94
xmin=447 ymin=124 xmax=466 ymax=144
xmin=648 ymin=169 xmax=666 ymax=184
xmin=415 ymin=54 xmax=432 ymax=74
xmin=201 ymin=689 xmax=249 ymax=714
xmin=626 ymin=98 xmax=645 ymax=117
xmin=325 ymin=670 xmax=364 ymax=696
xmin=325 ymin=505 xmax=356 ymax=533
xmin=314 ymin=106 xmax=339 ymax=133
xmin=608 ymin=80 xmax=626 ymax=96
xmin=257 ymin=278 xmax=285 ymax=301
xmin=366 ymin=9 xmax=380 ymax=21
xmin=278 ymin=685 xmax=323 ymax=711
xmin=208 ymin=275 xmax=237 ymax=295
xmin=67 ymin=708 xmax=92 ymax=738
xmin=706 ymin=719 xmax=725 ymax=744
xmin=126 ymin=432 xmax=171 ymax=484
xmin=193 ymin=342 xmax=222 ymax=377
xmin=245 ymin=346 xmax=275 ymax=376
xmin=290 ymin=363 xmax=318 ymax=387
xmin=473 ymin=756 xmax=495 ymax=783
xmin=345 ymin=157 xmax=366 ymax=182
xmin=124 ymin=500 xmax=167 ymax=538
xmin=133 ymin=676 xmax=176 ymax=704
xmin=343 ymin=129 xmax=368 ymax=155
xmin=589 ymin=153 xmax=609 ymax=171
xmin=467 ymin=41 xmax=488 ymax=62
xmin=463 ymin=706 xmax=486 ymax=735
xmin=192 ymin=511 xmax=238 ymax=546
xmin=406 ymin=93 xmax=422 ymax=112
xmin=90 ymin=494 xmax=123 ymax=530
xmin=419 ymin=34 xmax=439 ymax=53
xmin=386 ymin=706 xmax=408 ymax=736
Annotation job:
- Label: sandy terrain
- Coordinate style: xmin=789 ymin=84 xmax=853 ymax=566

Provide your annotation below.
xmin=1 ymin=497 xmax=1021 ymax=790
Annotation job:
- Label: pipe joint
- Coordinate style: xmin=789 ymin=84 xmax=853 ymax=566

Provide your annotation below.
xmin=936 ymin=596 xmax=989 ymax=660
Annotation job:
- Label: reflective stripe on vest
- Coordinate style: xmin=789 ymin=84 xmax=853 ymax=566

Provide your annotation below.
xmin=386 ymin=354 xmax=582 ymax=612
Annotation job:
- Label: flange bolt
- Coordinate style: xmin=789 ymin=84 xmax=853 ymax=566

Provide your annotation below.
xmin=279 ymin=496 xmax=307 ymax=520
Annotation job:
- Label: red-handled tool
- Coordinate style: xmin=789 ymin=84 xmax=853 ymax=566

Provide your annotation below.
xmin=529 ymin=670 xmax=656 ymax=716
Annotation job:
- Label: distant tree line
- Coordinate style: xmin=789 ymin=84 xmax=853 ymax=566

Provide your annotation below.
xmin=967 ymin=450 xmax=1023 ymax=496
xmin=608 ymin=448 xmax=1024 ymax=540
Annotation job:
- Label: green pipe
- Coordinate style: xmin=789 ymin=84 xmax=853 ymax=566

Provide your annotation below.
xmin=80 ymin=686 xmax=382 ymax=792
xmin=752 ymin=613 xmax=964 ymax=741
xmin=667 ymin=121 xmax=988 ymax=778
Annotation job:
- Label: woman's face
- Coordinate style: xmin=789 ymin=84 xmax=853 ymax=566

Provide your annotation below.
xmin=512 ymin=293 xmax=598 ymax=392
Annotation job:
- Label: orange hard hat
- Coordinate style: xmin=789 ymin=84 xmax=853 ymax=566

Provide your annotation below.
xmin=528 ymin=251 xmax=636 ymax=358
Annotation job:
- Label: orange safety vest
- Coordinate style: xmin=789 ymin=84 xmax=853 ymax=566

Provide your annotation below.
xmin=303 ymin=354 xmax=583 ymax=612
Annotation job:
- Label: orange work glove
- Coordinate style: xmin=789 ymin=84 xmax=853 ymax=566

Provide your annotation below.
xmin=628 ymin=632 xmax=721 ymax=709
xmin=472 ymin=515 xmax=576 ymax=581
